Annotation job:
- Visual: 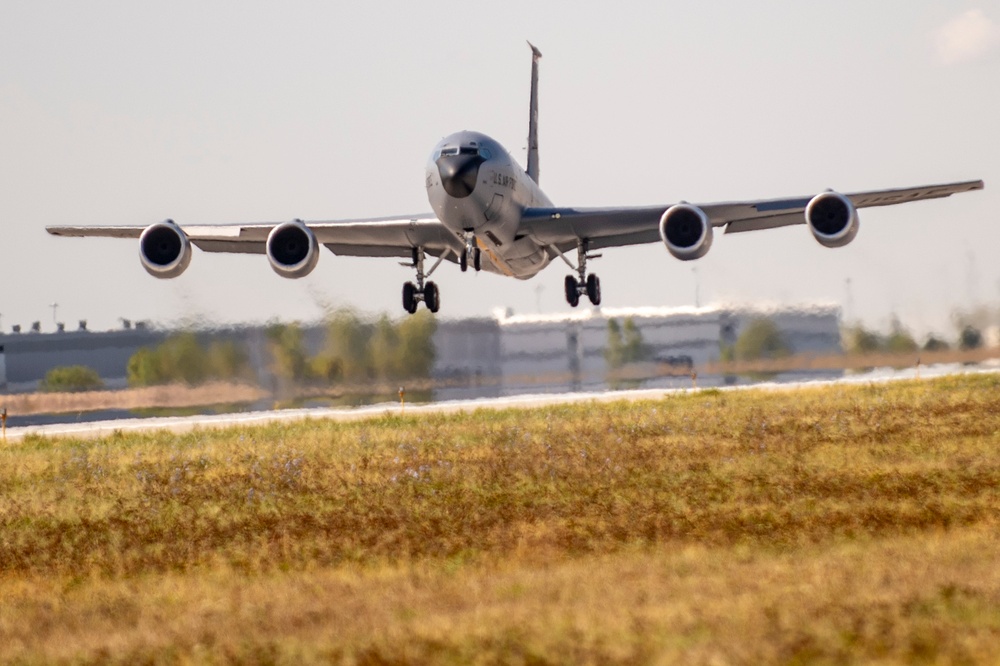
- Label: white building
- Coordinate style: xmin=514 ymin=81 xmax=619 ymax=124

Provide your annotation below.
xmin=487 ymin=303 xmax=842 ymax=394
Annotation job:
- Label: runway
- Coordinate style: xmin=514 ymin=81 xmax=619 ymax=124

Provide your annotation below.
xmin=7 ymin=362 xmax=998 ymax=442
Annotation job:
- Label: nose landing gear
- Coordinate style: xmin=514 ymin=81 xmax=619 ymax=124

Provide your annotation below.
xmin=400 ymin=246 xmax=444 ymax=314
xmin=459 ymin=231 xmax=482 ymax=273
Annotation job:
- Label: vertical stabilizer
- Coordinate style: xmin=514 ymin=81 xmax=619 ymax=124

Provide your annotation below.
xmin=526 ymin=42 xmax=542 ymax=184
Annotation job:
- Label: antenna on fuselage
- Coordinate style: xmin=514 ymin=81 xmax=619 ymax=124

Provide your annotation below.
xmin=526 ymin=41 xmax=542 ymax=184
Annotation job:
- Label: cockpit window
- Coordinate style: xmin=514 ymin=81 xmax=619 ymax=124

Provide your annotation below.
xmin=440 ymin=145 xmax=484 ymax=159
xmin=479 ymin=147 xmax=492 ymax=159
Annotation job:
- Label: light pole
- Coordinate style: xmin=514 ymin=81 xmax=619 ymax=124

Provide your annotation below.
xmin=50 ymin=303 xmax=59 ymax=327
xmin=844 ymin=278 xmax=854 ymax=324
xmin=692 ymin=267 xmax=700 ymax=308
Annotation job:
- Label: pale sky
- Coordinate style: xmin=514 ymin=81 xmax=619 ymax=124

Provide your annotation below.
xmin=2 ymin=1 xmax=997 ymax=338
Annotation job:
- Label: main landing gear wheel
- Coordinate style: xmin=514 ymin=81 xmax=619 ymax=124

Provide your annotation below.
xmin=460 ymin=250 xmax=468 ymax=272
xmin=558 ymin=240 xmax=603 ymax=308
xmin=402 ymin=281 xmax=418 ymax=314
xmin=401 ymin=246 xmax=445 ymax=314
xmin=564 ymin=275 xmax=580 ymax=307
xmin=424 ymin=281 xmax=440 ymax=313
xmin=586 ymin=273 xmax=601 ymax=306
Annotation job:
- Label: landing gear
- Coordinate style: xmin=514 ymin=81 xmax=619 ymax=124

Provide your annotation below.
xmin=553 ymin=239 xmax=602 ymax=307
xmin=564 ymin=275 xmax=580 ymax=307
xmin=403 ymin=281 xmax=418 ymax=314
xmin=400 ymin=246 xmax=446 ymax=314
xmin=586 ymin=273 xmax=601 ymax=306
xmin=460 ymin=231 xmax=481 ymax=273
xmin=424 ymin=281 xmax=440 ymax=313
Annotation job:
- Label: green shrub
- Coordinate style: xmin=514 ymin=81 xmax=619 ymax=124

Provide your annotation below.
xmin=733 ymin=317 xmax=791 ymax=361
xmin=959 ymin=325 xmax=983 ymax=351
xmin=843 ymin=324 xmax=883 ymax=354
xmin=128 ymin=333 xmax=252 ymax=387
xmin=309 ymin=309 xmax=437 ymax=384
xmin=39 ymin=365 xmax=104 ymax=392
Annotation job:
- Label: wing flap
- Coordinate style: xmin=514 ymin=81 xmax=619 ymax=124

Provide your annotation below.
xmin=46 ymin=226 xmax=146 ymax=239
xmin=520 ymin=206 xmax=665 ymax=248
xmin=723 ymin=212 xmax=804 ymax=235
xmin=323 ymin=244 xmax=411 ymax=258
xmin=191 ymin=240 xmax=265 ymax=254
xmin=848 ymin=180 xmax=984 ymax=208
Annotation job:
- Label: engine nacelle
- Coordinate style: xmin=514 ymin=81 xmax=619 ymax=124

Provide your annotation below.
xmin=266 ymin=219 xmax=319 ymax=279
xmin=139 ymin=220 xmax=191 ymax=279
xmin=805 ymin=191 xmax=859 ymax=248
xmin=659 ymin=204 xmax=714 ymax=261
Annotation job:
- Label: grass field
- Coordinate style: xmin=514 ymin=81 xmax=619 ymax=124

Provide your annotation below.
xmin=2 ymin=374 xmax=1000 ymax=663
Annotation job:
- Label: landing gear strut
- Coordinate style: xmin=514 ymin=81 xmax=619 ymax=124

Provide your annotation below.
xmin=459 ymin=231 xmax=481 ymax=273
xmin=401 ymin=246 xmax=445 ymax=314
xmin=552 ymin=239 xmax=602 ymax=308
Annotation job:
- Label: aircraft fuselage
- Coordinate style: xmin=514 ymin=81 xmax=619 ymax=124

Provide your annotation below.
xmin=426 ymin=130 xmax=553 ymax=279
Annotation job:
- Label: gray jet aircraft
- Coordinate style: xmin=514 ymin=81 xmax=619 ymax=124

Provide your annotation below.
xmin=48 ymin=43 xmax=984 ymax=314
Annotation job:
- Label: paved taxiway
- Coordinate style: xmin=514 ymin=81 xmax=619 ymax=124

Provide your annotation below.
xmin=7 ymin=363 xmax=998 ymax=442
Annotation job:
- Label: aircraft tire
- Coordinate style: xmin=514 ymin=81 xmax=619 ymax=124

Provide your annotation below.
xmin=473 ymin=247 xmax=482 ymax=272
xmin=425 ymin=281 xmax=440 ymax=313
xmin=586 ymin=273 xmax=601 ymax=306
xmin=564 ymin=275 xmax=580 ymax=307
xmin=460 ymin=251 xmax=468 ymax=272
xmin=402 ymin=282 xmax=418 ymax=314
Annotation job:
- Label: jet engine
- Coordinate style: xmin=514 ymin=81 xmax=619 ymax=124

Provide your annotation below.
xmin=139 ymin=220 xmax=191 ymax=279
xmin=805 ymin=191 xmax=859 ymax=248
xmin=266 ymin=219 xmax=319 ymax=279
xmin=659 ymin=204 xmax=714 ymax=261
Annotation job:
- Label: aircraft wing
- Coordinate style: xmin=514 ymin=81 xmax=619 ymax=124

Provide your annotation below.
xmin=519 ymin=180 xmax=984 ymax=251
xmin=47 ymin=214 xmax=463 ymax=261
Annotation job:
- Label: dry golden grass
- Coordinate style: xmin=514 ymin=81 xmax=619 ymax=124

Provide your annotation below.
xmin=3 ymin=529 xmax=998 ymax=664
xmin=1 ymin=381 xmax=268 ymax=417
xmin=2 ymin=373 xmax=1000 ymax=663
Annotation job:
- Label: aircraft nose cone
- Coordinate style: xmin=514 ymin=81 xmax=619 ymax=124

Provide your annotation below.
xmin=437 ymin=153 xmax=485 ymax=199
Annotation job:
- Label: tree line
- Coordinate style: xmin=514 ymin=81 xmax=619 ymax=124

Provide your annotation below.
xmin=842 ymin=319 xmax=985 ymax=356
xmin=121 ymin=309 xmax=437 ymax=389
xmin=35 ymin=311 xmax=438 ymax=393
xmin=127 ymin=332 xmax=253 ymax=386
xmin=265 ymin=310 xmax=436 ymax=388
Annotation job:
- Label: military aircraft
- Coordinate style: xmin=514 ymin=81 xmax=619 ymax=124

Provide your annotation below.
xmin=48 ymin=43 xmax=984 ymax=314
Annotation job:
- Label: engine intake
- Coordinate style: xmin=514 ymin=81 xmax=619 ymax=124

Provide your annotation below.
xmin=659 ymin=204 xmax=713 ymax=261
xmin=806 ymin=191 xmax=859 ymax=248
xmin=139 ymin=220 xmax=191 ymax=279
xmin=266 ymin=219 xmax=319 ymax=279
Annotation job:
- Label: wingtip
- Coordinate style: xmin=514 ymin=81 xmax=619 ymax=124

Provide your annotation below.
xmin=527 ymin=41 xmax=542 ymax=59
